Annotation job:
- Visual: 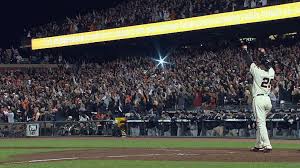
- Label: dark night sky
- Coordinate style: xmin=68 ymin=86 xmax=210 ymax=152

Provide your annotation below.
xmin=0 ymin=0 xmax=124 ymax=48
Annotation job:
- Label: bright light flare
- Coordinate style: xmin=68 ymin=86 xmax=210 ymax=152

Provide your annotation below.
xmin=153 ymin=55 xmax=169 ymax=69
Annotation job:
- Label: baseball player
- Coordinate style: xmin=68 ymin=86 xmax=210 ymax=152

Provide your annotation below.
xmin=242 ymin=45 xmax=274 ymax=153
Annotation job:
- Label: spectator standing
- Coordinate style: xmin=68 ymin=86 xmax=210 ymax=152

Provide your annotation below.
xmin=250 ymin=0 xmax=257 ymax=8
xmin=193 ymin=89 xmax=203 ymax=109
xmin=261 ymin=0 xmax=268 ymax=6
xmin=3 ymin=107 xmax=15 ymax=123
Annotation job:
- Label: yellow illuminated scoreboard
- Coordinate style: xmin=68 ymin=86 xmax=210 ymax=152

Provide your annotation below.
xmin=32 ymin=2 xmax=300 ymax=50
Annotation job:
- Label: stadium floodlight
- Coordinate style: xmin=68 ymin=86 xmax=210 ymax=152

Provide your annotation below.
xmin=32 ymin=2 xmax=300 ymax=50
xmin=153 ymin=55 xmax=169 ymax=69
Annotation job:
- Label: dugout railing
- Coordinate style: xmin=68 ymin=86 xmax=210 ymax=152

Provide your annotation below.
xmin=125 ymin=119 xmax=300 ymax=139
xmin=0 ymin=120 xmax=114 ymax=137
xmin=0 ymin=119 xmax=299 ymax=138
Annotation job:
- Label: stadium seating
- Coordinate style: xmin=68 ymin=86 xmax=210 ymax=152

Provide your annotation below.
xmin=23 ymin=0 xmax=300 ymax=39
xmin=1 ymin=36 xmax=300 ymax=123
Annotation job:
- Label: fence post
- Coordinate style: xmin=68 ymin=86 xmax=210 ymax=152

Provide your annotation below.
xmin=275 ymin=121 xmax=279 ymax=137
xmin=43 ymin=121 xmax=46 ymax=136
xmin=51 ymin=121 xmax=54 ymax=136
xmin=9 ymin=123 xmax=13 ymax=138
xmin=180 ymin=121 xmax=183 ymax=137
xmin=143 ymin=120 xmax=146 ymax=136
xmin=270 ymin=120 xmax=273 ymax=138
xmin=39 ymin=122 xmax=42 ymax=136
xmin=201 ymin=120 xmax=205 ymax=137
xmin=297 ymin=121 xmax=300 ymax=139
xmin=126 ymin=120 xmax=129 ymax=137
xmin=222 ymin=119 xmax=226 ymax=138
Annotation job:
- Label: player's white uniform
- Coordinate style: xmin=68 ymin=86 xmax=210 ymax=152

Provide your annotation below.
xmin=250 ymin=63 xmax=275 ymax=149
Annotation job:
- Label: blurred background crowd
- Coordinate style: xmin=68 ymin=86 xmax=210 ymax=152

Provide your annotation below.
xmin=0 ymin=0 xmax=300 ymax=139
xmin=22 ymin=0 xmax=299 ymax=39
xmin=1 ymin=0 xmax=300 ymax=64
xmin=1 ymin=37 xmax=300 ymax=123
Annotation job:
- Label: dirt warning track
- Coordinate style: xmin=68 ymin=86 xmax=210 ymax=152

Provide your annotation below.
xmin=3 ymin=147 xmax=300 ymax=164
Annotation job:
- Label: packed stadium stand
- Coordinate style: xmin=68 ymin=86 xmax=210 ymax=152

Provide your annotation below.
xmin=0 ymin=0 xmax=300 ymax=138
xmin=1 ymin=37 xmax=300 ymax=122
xmin=21 ymin=0 xmax=300 ymax=39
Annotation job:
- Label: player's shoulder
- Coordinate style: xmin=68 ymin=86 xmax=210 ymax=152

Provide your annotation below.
xmin=250 ymin=63 xmax=259 ymax=73
xmin=268 ymin=67 xmax=275 ymax=75
xmin=250 ymin=62 xmax=256 ymax=67
xmin=269 ymin=67 xmax=275 ymax=72
xmin=250 ymin=63 xmax=257 ymax=70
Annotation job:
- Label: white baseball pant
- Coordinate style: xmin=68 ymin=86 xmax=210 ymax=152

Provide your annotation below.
xmin=252 ymin=95 xmax=272 ymax=149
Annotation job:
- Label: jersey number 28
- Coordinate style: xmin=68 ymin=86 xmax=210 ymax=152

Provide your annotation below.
xmin=261 ymin=78 xmax=273 ymax=88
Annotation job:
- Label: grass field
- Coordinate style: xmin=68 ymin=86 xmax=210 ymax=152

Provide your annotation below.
xmin=3 ymin=160 xmax=300 ymax=168
xmin=0 ymin=137 xmax=299 ymax=168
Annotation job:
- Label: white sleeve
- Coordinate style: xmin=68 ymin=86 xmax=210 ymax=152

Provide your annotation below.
xmin=250 ymin=63 xmax=258 ymax=76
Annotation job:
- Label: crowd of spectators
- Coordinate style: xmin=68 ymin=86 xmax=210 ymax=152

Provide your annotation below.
xmin=0 ymin=47 xmax=24 ymax=64
xmin=2 ymin=0 xmax=300 ymax=138
xmin=0 ymin=47 xmax=63 ymax=64
xmin=1 ymin=37 xmax=300 ymax=124
xmin=24 ymin=0 xmax=299 ymax=39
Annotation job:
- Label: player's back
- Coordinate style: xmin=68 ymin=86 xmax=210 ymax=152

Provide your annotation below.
xmin=250 ymin=63 xmax=275 ymax=97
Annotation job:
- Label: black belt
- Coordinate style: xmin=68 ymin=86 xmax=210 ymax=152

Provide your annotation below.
xmin=256 ymin=94 xmax=266 ymax=96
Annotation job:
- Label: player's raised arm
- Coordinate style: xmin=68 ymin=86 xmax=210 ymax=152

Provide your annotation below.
xmin=241 ymin=45 xmax=253 ymax=67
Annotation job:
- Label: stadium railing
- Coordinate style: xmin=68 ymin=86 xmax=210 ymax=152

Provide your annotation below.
xmin=125 ymin=119 xmax=300 ymax=139
xmin=0 ymin=120 xmax=114 ymax=138
xmin=0 ymin=64 xmax=60 ymax=68
xmin=0 ymin=119 xmax=299 ymax=139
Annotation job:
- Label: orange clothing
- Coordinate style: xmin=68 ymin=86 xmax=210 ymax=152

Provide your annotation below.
xmin=22 ymin=99 xmax=29 ymax=110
